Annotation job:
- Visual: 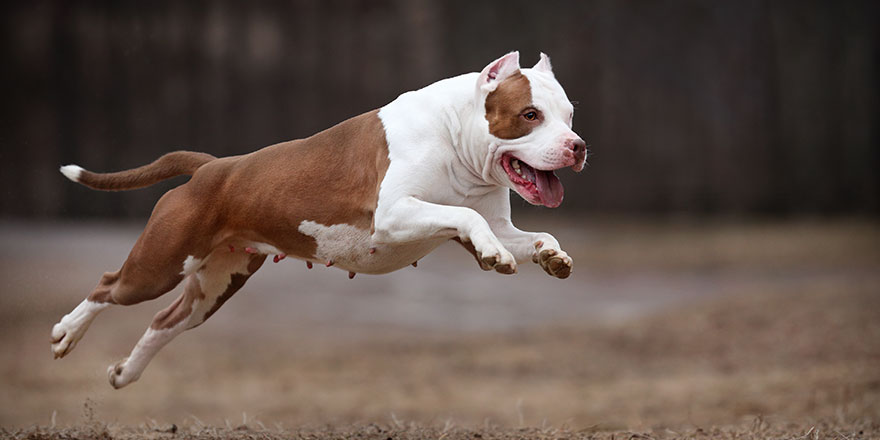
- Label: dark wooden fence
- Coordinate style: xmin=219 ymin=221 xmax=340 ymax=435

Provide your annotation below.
xmin=1 ymin=0 xmax=877 ymax=218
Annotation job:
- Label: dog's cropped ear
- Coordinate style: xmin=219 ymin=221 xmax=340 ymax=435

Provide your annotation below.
xmin=477 ymin=51 xmax=521 ymax=93
xmin=533 ymin=52 xmax=553 ymax=75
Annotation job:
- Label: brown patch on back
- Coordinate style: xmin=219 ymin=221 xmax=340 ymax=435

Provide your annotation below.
xmin=484 ymin=72 xmax=534 ymax=139
xmin=198 ymin=109 xmax=391 ymax=259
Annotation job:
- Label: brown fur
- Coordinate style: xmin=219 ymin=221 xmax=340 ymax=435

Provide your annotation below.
xmin=77 ymin=151 xmax=217 ymax=191
xmin=85 ymin=270 xmax=121 ymax=303
xmin=484 ymin=72 xmax=535 ymax=139
xmin=79 ymin=110 xmax=389 ymax=321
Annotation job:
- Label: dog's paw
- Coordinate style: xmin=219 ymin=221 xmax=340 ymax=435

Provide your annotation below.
xmin=532 ymin=241 xmax=572 ymax=279
xmin=51 ymin=321 xmax=84 ymax=359
xmin=108 ymin=358 xmax=136 ymax=389
xmin=470 ymin=236 xmax=517 ymax=274
xmin=50 ymin=301 xmax=108 ymax=359
xmin=480 ymin=252 xmax=516 ymax=274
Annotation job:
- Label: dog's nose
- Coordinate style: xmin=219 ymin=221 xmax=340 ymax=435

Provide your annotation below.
xmin=566 ymin=138 xmax=588 ymax=172
xmin=568 ymin=138 xmax=587 ymax=154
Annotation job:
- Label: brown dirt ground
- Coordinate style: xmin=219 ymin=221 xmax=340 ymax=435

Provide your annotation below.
xmin=1 ymin=219 xmax=878 ymax=439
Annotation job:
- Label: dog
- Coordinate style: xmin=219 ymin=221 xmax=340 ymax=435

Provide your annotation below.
xmin=51 ymin=51 xmax=587 ymax=388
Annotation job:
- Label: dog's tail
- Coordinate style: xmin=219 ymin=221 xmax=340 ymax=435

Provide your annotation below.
xmin=59 ymin=151 xmax=217 ymax=191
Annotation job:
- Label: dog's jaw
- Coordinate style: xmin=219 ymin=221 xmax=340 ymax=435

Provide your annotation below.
xmin=499 ymin=153 xmax=564 ymax=208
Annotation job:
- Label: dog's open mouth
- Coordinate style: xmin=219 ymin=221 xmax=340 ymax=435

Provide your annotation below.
xmin=500 ymin=154 xmax=564 ymax=208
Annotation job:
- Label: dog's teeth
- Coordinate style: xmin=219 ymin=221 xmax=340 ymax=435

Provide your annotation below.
xmin=511 ymin=159 xmax=524 ymax=177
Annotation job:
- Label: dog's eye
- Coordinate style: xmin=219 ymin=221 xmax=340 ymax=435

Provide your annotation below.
xmin=523 ymin=111 xmax=538 ymax=121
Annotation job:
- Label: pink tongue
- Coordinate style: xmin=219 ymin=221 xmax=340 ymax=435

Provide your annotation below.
xmin=534 ymin=170 xmax=564 ymax=208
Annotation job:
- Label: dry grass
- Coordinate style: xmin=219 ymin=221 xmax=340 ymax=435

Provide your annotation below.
xmin=1 ymin=220 xmax=878 ymax=438
xmin=4 ymin=418 xmax=879 ymax=440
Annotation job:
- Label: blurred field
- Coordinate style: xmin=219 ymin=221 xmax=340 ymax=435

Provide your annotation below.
xmin=0 ymin=219 xmax=878 ymax=438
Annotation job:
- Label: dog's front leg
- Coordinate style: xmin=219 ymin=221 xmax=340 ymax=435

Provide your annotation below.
xmin=488 ymin=220 xmax=572 ymax=279
xmin=373 ymin=196 xmax=517 ymax=274
xmin=467 ymin=188 xmax=572 ymax=279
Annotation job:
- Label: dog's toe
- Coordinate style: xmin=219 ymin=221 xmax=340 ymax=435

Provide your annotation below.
xmin=473 ymin=238 xmax=516 ymax=274
xmin=50 ymin=320 xmax=89 ymax=359
xmin=480 ymin=254 xmax=498 ymax=268
xmin=108 ymin=365 xmax=120 ymax=388
xmin=494 ymin=262 xmax=517 ymax=274
xmin=546 ymin=255 xmax=572 ymax=279
xmin=51 ymin=341 xmax=67 ymax=359
xmin=537 ymin=247 xmax=573 ymax=279
xmin=50 ymin=324 xmax=65 ymax=344
xmin=107 ymin=358 xmax=130 ymax=389
xmin=50 ymin=325 xmax=74 ymax=359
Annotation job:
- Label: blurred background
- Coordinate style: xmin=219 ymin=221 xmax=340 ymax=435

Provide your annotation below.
xmin=1 ymin=0 xmax=877 ymax=218
xmin=1 ymin=0 xmax=878 ymax=434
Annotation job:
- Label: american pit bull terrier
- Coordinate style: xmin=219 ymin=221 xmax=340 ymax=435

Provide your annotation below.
xmin=52 ymin=52 xmax=587 ymax=388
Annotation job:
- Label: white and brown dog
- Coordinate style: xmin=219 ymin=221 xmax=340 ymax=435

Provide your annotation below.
xmin=52 ymin=51 xmax=587 ymax=388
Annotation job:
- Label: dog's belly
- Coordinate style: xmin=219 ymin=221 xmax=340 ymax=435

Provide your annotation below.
xmin=295 ymin=220 xmax=444 ymax=274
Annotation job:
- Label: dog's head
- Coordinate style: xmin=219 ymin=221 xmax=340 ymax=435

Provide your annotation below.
xmin=476 ymin=52 xmax=586 ymax=208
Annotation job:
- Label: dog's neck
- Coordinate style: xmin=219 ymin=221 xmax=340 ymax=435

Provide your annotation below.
xmin=438 ymin=75 xmax=509 ymax=194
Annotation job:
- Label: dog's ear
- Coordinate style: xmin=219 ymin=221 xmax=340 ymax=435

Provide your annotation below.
xmin=477 ymin=51 xmax=520 ymax=93
xmin=532 ymin=52 xmax=553 ymax=75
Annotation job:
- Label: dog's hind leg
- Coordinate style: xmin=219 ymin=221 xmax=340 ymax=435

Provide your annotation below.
xmin=51 ymin=188 xmax=205 ymax=359
xmin=107 ymin=249 xmax=266 ymax=389
xmin=49 ymin=282 xmax=114 ymax=359
xmin=50 ymin=256 xmax=186 ymax=359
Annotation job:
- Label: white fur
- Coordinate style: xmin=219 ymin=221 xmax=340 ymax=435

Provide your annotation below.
xmin=51 ymin=300 xmax=110 ymax=358
xmin=373 ymin=52 xmax=580 ymax=270
xmin=298 ymin=220 xmax=370 ymax=263
xmin=181 ymin=255 xmax=202 ymax=276
xmin=59 ymin=165 xmax=83 ymax=182
xmin=248 ymin=242 xmax=282 ymax=255
xmin=532 ymin=52 xmax=554 ymax=75
xmin=108 ymin=316 xmax=191 ymax=388
xmin=298 ymin=220 xmax=441 ymax=274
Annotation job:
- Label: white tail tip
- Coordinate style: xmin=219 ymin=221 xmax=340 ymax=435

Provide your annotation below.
xmin=60 ymin=165 xmax=84 ymax=182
